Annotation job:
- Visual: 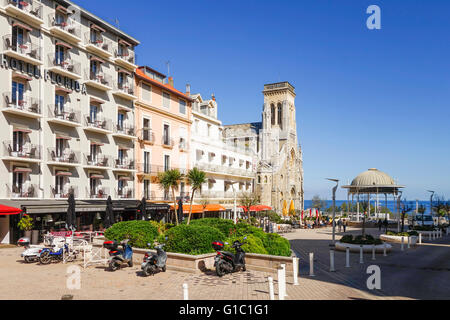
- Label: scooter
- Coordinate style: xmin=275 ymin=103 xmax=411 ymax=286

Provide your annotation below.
xmin=39 ymin=242 xmax=73 ymax=265
xmin=18 ymin=238 xmax=44 ymax=263
xmin=103 ymin=239 xmax=133 ymax=271
xmin=141 ymin=242 xmax=167 ymax=276
xmin=213 ymin=237 xmax=247 ymax=277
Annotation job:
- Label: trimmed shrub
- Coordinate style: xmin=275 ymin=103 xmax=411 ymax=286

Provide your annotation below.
xmin=386 ymin=231 xmax=419 ymax=237
xmin=262 ymin=233 xmax=291 ymax=257
xmin=224 ymin=234 xmax=268 ymax=255
xmin=164 ymin=225 xmax=226 ymax=255
xmin=340 ymin=234 xmax=383 ymax=245
xmin=104 ymin=221 xmax=159 ymax=249
xmin=190 ymin=218 xmax=237 ymax=237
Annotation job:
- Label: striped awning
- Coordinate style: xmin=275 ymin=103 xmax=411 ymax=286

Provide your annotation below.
xmin=90 ymin=56 xmax=105 ymax=64
xmin=55 ymin=41 xmax=72 ymax=50
xmin=56 ymin=5 xmax=68 ymax=13
xmin=13 ymin=125 xmax=32 ymax=133
xmin=13 ymin=167 xmax=32 ymax=173
xmin=90 ymin=97 xmax=106 ymax=104
xmin=56 ymin=171 xmax=72 ymax=177
xmin=13 ymin=22 xmax=32 ymax=32
xmin=89 ymin=139 xmax=104 ymax=146
xmin=119 ymin=39 xmax=132 ymax=47
xmin=90 ymin=174 xmax=104 ymax=179
xmin=90 ymin=23 xmax=106 ymax=33
xmin=118 ymin=176 xmax=131 ymax=181
xmin=118 ymin=144 xmax=130 ymax=150
xmin=118 ymin=68 xmax=131 ymax=75
xmin=55 ymin=86 xmax=72 ymax=94
xmin=55 ymin=132 xmax=71 ymax=140
xmin=12 ymin=72 xmax=32 ymax=81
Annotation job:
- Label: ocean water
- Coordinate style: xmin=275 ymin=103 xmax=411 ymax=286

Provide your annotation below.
xmin=304 ymin=200 xmax=434 ymax=215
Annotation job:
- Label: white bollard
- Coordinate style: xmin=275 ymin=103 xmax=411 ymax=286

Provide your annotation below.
xmin=292 ymin=257 xmax=299 ymax=286
xmin=401 ymin=237 xmax=405 ymax=251
xmin=183 ymin=283 xmax=189 ymax=300
xmin=359 ymin=246 xmax=364 ymax=264
xmin=281 ymin=264 xmax=288 ymax=297
xmin=309 ymin=253 xmax=315 ymax=277
xmin=330 ymin=250 xmax=335 ymax=272
xmin=419 ymin=233 xmax=422 ymax=244
xmin=268 ymin=277 xmax=275 ymax=300
xmin=429 ymin=232 xmax=432 ymax=241
xmin=346 ymin=247 xmax=350 ymax=268
xmin=383 ymin=243 xmax=387 ymax=257
xmin=278 ymin=268 xmax=285 ymax=300
xmin=372 ymin=245 xmax=376 ymax=261
xmin=440 ymin=230 xmax=442 ymax=238
xmin=407 ymin=236 xmax=411 ymax=249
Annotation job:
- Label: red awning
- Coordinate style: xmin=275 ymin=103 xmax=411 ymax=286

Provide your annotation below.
xmin=55 ymin=86 xmax=73 ymax=94
xmin=13 ymin=22 xmax=32 ymax=32
xmin=12 ymin=73 xmax=32 ymax=81
xmin=90 ymin=56 xmax=105 ymax=64
xmin=13 ymin=167 xmax=32 ymax=173
xmin=13 ymin=126 xmax=32 ymax=133
xmin=118 ymin=176 xmax=131 ymax=181
xmin=239 ymin=205 xmax=272 ymax=212
xmin=56 ymin=41 xmax=72 ymax=50
xmin=56 ymin=171 xmax=72 ymax=177
xmin=90 ymin=23 xmax=106 ymax=33
xmin=118 ymin=68 xmax=131 ymax=75
xmin=118 ymin=39 xmax=131 ymax=47
xmin=90 ymin=174 xmax=104 ymax=179
xmin=0 ymin=204 xmax=22 ymax=216
xmin=90 ymin=97 xmax=105 ymax=104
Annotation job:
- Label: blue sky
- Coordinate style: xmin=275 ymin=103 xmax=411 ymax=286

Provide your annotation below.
xmin=75 ymin=0 xmax=450 ymax=201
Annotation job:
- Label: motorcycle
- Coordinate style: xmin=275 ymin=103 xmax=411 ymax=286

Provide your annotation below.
xmin=141 ymin=242 xmax=167 ymax=276
xmin=212 ymin=237 xmax=247 ymax=277
xmin=39 ymin=242 xmax=74 ymax=265
xmin=103 ymin=239 xmax=133 ymax=271
xmin=18 ymin=238 xmax=44 ymax=263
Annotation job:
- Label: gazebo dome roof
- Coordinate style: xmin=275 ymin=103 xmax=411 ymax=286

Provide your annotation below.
xmin=351 ymin=168 xmax=395 ymax=187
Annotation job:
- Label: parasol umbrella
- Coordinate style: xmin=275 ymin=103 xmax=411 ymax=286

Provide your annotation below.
xmin=301 ymin=210 xmax=304 ymax=221
xmin=282 ymin=200 xmax=288 ymax=217
xmin=138 ymin=197 xmax=147 ymax=220
xmin=177 ymin=199 xmax=184 ymax=223
xmin=289 ymin=200 xmax=295 ymax=216
xmin=66 ymin=192 xmax=76 ymax=231
xmin=104 ymin=196 xmax=114 ymax=229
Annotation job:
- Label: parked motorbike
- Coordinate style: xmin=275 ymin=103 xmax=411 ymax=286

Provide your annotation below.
xmin=103 ymin=239 xmax=133 ymax=271
xmin=212 ymin=237 xmax=247 ymax=277
xmin=39 ymin=242 xmax=73 ymax=265
xmin=141 ymin=242 xmax=167 ymax=276
xmin=18 ymin=238 xmax=43 ymax=263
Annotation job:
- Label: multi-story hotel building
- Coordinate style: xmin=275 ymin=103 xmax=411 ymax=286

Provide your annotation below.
xmin=190 ymin=93 xmax=256 ymax=208
xmin=0 ymin=0 xmax=139 ymax=243
xmin=134 ymin=66 xmax=192 ymax=212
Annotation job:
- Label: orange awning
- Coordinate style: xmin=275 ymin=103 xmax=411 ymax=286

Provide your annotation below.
xmin=170 ymin=204 xmax=226 ymax=214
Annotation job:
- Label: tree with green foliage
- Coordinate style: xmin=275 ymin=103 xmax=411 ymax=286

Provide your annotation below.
xmin=18 ymin=215 xmax=33 ymax=232
xmin=158 ymin=169 xmax=182 ymax=226
xmin=186 ymin=167 xmax=207 ymax=225
xmin=417 ymin=204 xmax=427 ymax=227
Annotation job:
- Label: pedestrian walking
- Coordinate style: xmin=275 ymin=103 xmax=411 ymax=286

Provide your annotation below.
xmin=343 ymin=220 xmax=347 ymax=233
xmin=378 ymin=219 xmax=382 ymax=231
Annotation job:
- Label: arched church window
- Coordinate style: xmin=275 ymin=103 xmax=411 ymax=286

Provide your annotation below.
xmin=277 ymin=103 xmax=283 ymax=129
xmin=271 ymin=104 xmax=276 ymax=126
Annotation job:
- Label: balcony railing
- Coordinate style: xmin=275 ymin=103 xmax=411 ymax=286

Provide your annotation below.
xmin=3 ymin=34 xmax=42 ymax=61
xmin=141 ymin=129 xmax=155 ymax=143
xmin=3 ymin=141 xmax=41 ymax=160
xmin=48 ymin=13 xmax=81 ymax=39
xmin=51 ymin=185 xmax=78 ymax=199
xmin=4 ymin=0 xmax=43 ymax=20
xmin=3 ymin=92 xmax=41 ymax=115
xmin=196 ymin=163 xmax=255 ymax=178
xmin=136 ymin=164 xmax=187 ymax=176
xmin=198 ymin=190 xmax=250 ymax=199
xmin=85 ymin=33 xmax=113 ymax=55
xmin=48 ymin=105 xmax=81 ymax=124
xmin=7 ymin=183 xmax=38 ymax=198
xmin=115 ymin=188 xmax=134 ymax=199
xmin=114 ymin=49 xmax=136 ymax=65
xmin=85 ymin=70 xmax=112 ymax=88
xmin=48 ymin=148 xmax=80 ymax=164
xmin=84 ymin=154 xmax=112 ymax=168
xmin=114 ymin=158 xmax=135 ymax=170
xmin=86 ymin=187 xmax=110 ymax=199
xmin=47 ymin=54 xmax=81 ymax=76
xmin=84 ymin=115 xmax=112 ymax=132
xmin=114 ymin=123 xmax=135 ymax=137
xmin=162 ymin=137 xmax=175 ymax=148
xmin=113 ymin=81 xmax=135 ymax=96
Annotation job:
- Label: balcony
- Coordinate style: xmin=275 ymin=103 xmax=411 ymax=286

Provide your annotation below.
xmin=51 ymin=185 xmax=78 ymax=199
xmin=84 ymin=70 xmax=112 ymax=91
xmin=113 ymin=123 xmax=136 ymax=140
xmin=179 ymin=139 xmax=189 ymax=152
xmin=198 ymin=191 xmax=248 ymax=200
xmin=115 ymin=188 xmax=134 ymax=199
xmin=47 ymin=54 xmax=81 ymax=80
xmin=2 ymin=92 xmax=42 ymax=118
xmin=48 ymin=14 xmax=81 ymax=44
xmin=197 ymin=163 xmax=255 ymax=178
xmin=140 ymin=129 xmax=155 ymax=144
xmin=48 ymin=148 xmax=80 ymax=167
xmin=48 ymin=105 xmax=81 ymax=127
xmin=3 ymin=0 xmax=44 ymax=26
xmin=114 ymin=49 xmax=137 ymax=70
xmin=112 ymin=82 xmax=137 ymax=101
xmin=2 ymin=35 xmax=42 ymax=65
xmin=192 ymin=104 xmax=217 ymax=119
xmin=6 ymin=183 xmax=38 ymax=199
xmin=136 ymin=164 xmax=187 ymax=177
xmin=86 ymin=187 xmax=110 ymax=199
xmin=83 ymin=115 xmax=112 ymax=134
xmin=162 ymin=137 xmax=175 ymax=149
xmin=2 ymin=141 xmax=41 ymax=163
xmin=83 ymin=154 xmax=112 ymax=169
xmin=113 ymin=158 xmax=135 ymax=172
xmin=85 ymin=33 xmax=113 ymax=58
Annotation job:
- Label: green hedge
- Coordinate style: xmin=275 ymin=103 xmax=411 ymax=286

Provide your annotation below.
xmin=164 ymin=224 xmax=226 ymax=255
xmin=104 ymin=221 xmax=159 ymax=249
xmin=224 ymin=234 xmax=268 ymax=255
xmin=340 ymin=234 xmax=383 ymax=245
xmin=386 ymin=231 xmax=419 ymax=237
xmin=262 ymin=233 xmax=292 ymax=257
xmin=190 ymin=218 xmax=236 ymax=237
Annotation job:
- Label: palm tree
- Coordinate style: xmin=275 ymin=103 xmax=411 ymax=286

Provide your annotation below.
xmin=186 ymin=168 xmax=206 ymax=225
xmin=158 ymin=169 xmax=182 ymax=226
xmin=417 ymin=204 xmax=427 ymax=227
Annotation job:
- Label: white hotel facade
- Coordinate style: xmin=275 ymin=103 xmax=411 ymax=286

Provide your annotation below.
xmin=0 ymin=0 xmax=139 ymax=203
xmin=189 ymin=93 xmax=257 ymax=208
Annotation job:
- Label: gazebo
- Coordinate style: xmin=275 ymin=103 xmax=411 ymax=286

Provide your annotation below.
xmin=341 ymin=168 xmax=405 ymax=221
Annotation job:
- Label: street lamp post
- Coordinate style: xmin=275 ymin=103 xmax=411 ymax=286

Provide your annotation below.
xmin=327 ymin=178 xmax=340 ymax=247
xmin=427 ymin=190 xmax=435 ymax=218
xmin=397 ymin=191 xmax=403 ymax=233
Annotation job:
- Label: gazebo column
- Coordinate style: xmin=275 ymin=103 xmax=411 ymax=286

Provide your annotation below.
xmin=357 ymin=192 xmax=360 ymax=222
xmin=384 ymin=193 xmax=388 ymax=220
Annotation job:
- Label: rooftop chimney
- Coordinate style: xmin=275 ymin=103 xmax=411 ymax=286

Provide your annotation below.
xmin=186 ymin=84 xmax=191 ymax=95
xmin=168 ymin=77 xmax=174 ymax=87
xmin=212 ymin=93 xmax=216 ymax=101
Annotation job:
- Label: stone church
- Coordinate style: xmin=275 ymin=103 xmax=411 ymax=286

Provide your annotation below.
xmin=223 ymin=82 xmax=304 ymax=213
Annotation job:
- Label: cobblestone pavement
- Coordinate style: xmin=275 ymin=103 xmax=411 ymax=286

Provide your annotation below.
xmin=0 ymin=227 xmax=447 ymax=300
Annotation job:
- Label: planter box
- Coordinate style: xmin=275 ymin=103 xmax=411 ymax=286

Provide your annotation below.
xmin=245 ymin=253 xmax=294 ymax=276
xmin=380 ymin=234 xmax=418 ymax=245
xmin=335 ymin=241 xmax=392 ymax=254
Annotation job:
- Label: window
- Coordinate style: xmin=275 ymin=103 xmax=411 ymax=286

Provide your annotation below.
xmin=55 ymin=44 xmax=65 ymax=65
xmin=55 ymin=175 xmax=64 ymax=195
xmin=271 ymin=104 xmax=276 ymax=126
xmin=90 ymin=144 xmax=98 ymax=162
xmin=143 ymin=180 xmax=150 ymax=199
xmin=89 ymin=105 xmax=98 ymax=122
xmin=13 ymin=131 xmax=24 ymax=152
xmin=164 ymin=155 xmax=170 ymax=172
xmin=12 ymin=81 xmax=25 ymax=105
xmin=163 ymin=124 xmax=170 ymax=145
xmin=55 ymin=94 xmax=65 ymax=114
xmin=143 ymin=151 xmax=150 ymax=173
xmin=179 ymin=99 xmax=186 ymax=114
xmin=117 ymin=112 xmax=125 ymax=130
xmin=13 ymin=171 xmax=24 ymax=194
xmin=277 ymin=103 xmax=283 ymax=129
xmin=143 ymin=118 xmax=150 ymax=141
xmin=55 ymin=138 xmax=65 ymax=157
xmin=141 ymin=83 xmax=151 ymax=102
xmin=163 ymin=92 xmax=170 ymax=109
